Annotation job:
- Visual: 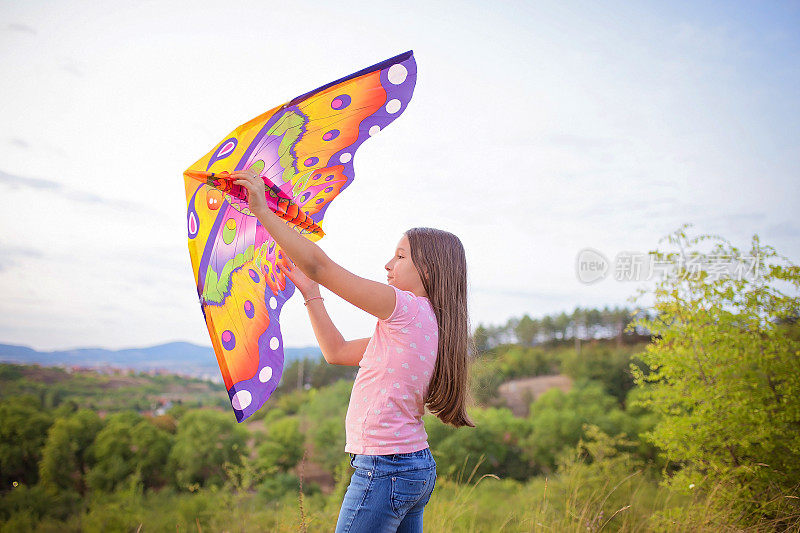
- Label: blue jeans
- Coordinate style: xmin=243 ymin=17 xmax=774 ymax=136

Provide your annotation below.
xmin=335 ymin=447 xmax=437 ymax=533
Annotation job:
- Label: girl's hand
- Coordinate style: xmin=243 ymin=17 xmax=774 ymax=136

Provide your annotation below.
xmin=231 ymin=169 xmax=268 ymax=216
xmin=283 ymin=258 xmax=320 ymax=298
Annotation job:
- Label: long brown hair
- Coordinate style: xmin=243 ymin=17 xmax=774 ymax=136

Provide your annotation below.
xmin=406 ymin=227 xmax=476 ymax=428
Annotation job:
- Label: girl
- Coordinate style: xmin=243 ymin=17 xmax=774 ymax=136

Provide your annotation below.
xmin=233 ymin=170 xmax=475 ymax=532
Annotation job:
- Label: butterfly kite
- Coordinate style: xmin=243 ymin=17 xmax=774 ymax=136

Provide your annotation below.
xmin=183 ymin=51 xmax=417 ymax=422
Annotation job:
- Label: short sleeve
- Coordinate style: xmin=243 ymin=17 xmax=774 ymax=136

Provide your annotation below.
xmin=382 ymin=285 xmax=421 ymax=329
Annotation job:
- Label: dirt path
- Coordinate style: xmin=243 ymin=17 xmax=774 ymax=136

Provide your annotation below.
xmin=497 ymin=374 xmax=573 ymax=417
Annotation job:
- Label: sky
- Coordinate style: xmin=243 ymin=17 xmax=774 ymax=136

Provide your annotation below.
xmin=1 ymin=0 xmax=798 ymax=351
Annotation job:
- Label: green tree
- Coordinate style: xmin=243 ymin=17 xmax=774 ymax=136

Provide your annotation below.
xmin=541 ymin=315 xmax=555 ymax=342
xmin=434 ymin=407 xmax=532 ymax=481
xmin=631 ymin=226 xmax=800 ymax=525
xmin=0 ymin=395 xmax=53 ymax=489
xmin=571 ymin=307 xmax=586 ymax=339
xmin=257 ymin=416 xmax=304 ymax=472
xmin=88 ymin=412 xmax=173 ymax=491
xmin=554 ymin=312 xmax=571 ymax=340
xmin=39 ymin=409 xmax=102 ymax=495
xmin=475 ymin=324 xmax=509 ymax=351
xmin=496 ymin=345 xmax=555 ymax=378
xmin=130 ymin=419 xmax=173 ymax=488
xmin=300 ymin=380 xmax=351 ymax=472
xmin=308 ymin=358 xmax=358 ymax=389
xmin=514 ymin=314 xmax=538 ymax=347
xmin=168 ymin=409 xmax=248 ymax=489
xmin=472 ymin=324 xmax=490 ymax=353
xmin=587 ymin=307 xmax=603 ymax=337
xmin=561 ymin=343 xmax=645 ymax=402
xmin=522 ymin=381 xmax=639 ymax=474
xmin=87 ymin=412 xmax=142 ymax=492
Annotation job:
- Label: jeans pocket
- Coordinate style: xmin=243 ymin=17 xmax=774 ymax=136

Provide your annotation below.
xmin=389 ymin=472 xmax=429 ymax=517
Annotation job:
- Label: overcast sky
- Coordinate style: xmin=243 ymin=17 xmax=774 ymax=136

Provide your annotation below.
xmin=1 ymin=1 xmax=798 ymax=351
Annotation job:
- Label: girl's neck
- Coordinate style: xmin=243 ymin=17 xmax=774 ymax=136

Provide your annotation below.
xmin=396 ymin=282 xmax=427 ymax=299
xmin=401 ymin=286 xmax=428 ymax=299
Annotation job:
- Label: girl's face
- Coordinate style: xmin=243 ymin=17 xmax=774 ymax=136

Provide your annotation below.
xmin=385 ymin=234 xmax=427 ymax=296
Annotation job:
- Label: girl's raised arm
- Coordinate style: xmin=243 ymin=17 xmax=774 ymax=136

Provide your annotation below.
xmin=232 ymin=171 xmax=396 ymax=321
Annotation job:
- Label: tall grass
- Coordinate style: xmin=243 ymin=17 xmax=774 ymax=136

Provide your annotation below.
xmin=4 ymin=448 xmax=797 ymax=531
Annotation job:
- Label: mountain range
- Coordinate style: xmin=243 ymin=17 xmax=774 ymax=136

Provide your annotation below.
xmin=0 ymin=342 xmax=323 ymax=384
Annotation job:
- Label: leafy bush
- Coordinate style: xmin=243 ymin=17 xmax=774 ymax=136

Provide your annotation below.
xmin=631 ymin=226 xmax=800 ymax=526
xmin=167 ymin=409 xmax=248 ymax=489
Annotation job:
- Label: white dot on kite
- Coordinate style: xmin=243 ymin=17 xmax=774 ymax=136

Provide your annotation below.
xmin=369 ymin=125 xmax=381 ymax=136
xmin=339 ymin=152 xmax=352 ymax=163
xmin=259 ymin=366 xmax=273 ymax=383
xmin=387 ymin=64 xmax=408 ymax=85
xmin=269 ymin=296 xmax=277 ymax=309
xmin=386 ymin=99 xmax=402 ymax=114
xmin=231 ymin=390 xmax=252 ymax=410
xmin=386 ymin=64 xmax=408 ymax=85
xmin=270 ymin=336 xmax=279 ymax=350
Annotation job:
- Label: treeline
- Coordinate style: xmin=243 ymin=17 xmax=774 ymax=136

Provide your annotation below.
xmin=473 ymin=306 xmax=650 ymax=351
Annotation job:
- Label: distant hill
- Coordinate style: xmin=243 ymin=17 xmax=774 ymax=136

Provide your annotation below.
xmin=0 ymin=342 xmax=323 ymax=383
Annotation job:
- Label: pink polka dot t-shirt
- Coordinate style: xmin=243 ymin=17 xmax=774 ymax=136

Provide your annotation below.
xmin=344 ymin=285 xmax=439 ymax=455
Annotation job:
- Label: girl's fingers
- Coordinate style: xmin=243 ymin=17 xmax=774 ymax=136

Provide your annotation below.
xmin=233 ymin=178 xmax=257 ymax=188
